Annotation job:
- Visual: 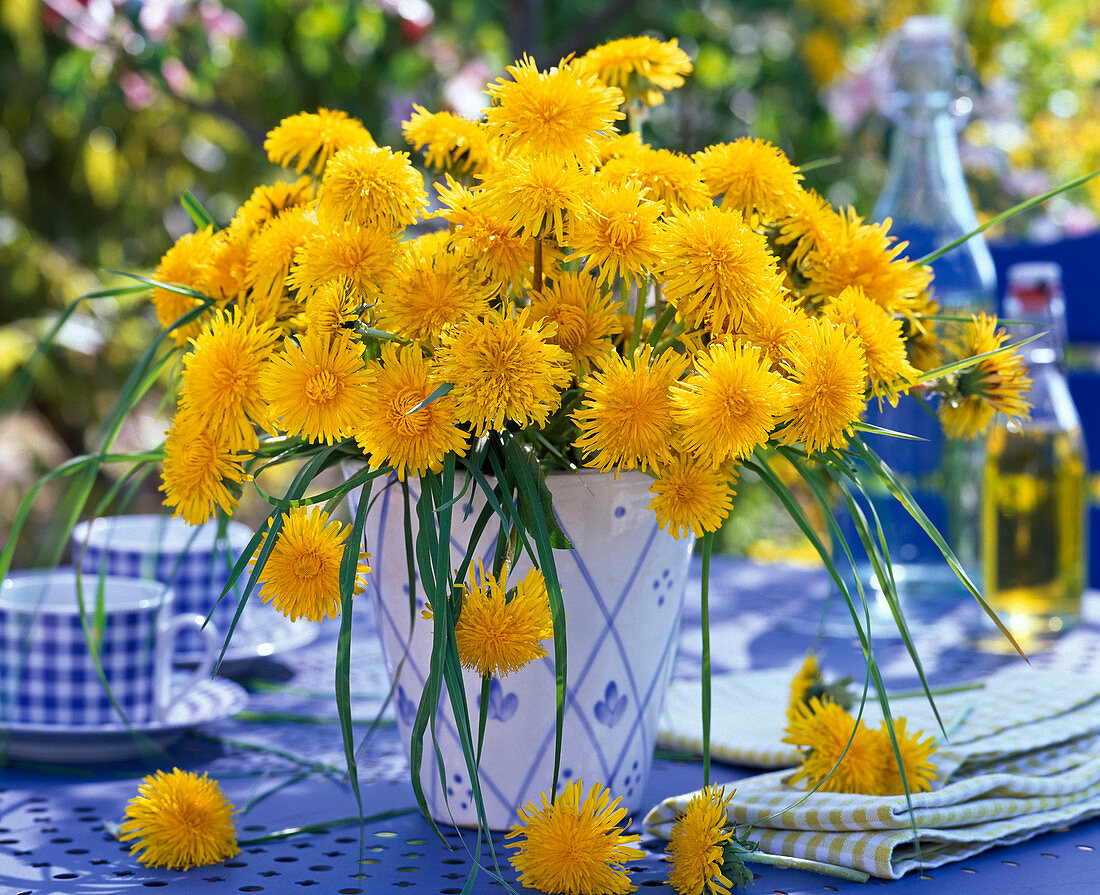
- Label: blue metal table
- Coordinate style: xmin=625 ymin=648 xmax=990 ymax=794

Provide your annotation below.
xmin=3 ymin=557 xmax=1099 ymax=894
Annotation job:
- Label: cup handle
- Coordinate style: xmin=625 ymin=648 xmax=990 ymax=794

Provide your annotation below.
xmin=155 ymin=614 xmax=220 ymax=719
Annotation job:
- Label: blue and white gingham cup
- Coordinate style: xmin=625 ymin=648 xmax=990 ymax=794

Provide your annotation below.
xmin=0 ymin=570 xmax=218 ymax=726
xmin=71 ymin=515 xmax=253 ymax=641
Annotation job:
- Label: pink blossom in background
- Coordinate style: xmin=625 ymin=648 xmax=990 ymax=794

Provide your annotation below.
xmin=198 ymin=0 xmax=245 ymax=41
xmin=120 ymin=71 xmax=156 ymax=110
xmin=825 ymin=68 xmax=878 ymax=133
xmin=444 ymin=60 xmax=492 ymax=120
xmin=161 ymin=57 xmax=193 ymax=97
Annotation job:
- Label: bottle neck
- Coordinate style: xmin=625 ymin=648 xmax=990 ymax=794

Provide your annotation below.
xmin=875 ymin=108 xmax=980 ymax=235
xmin=873 ymin=102 xmax=996 ymax=311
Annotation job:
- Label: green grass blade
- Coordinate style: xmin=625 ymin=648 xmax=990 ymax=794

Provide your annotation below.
xmin=828 ymin=473 xmax=946 ymax=738
xmin=501 ymin=436 xmax=567 ymax=802
xmin=408 ymin=477 xmax=448 ymax=842
xmin=181 ymin=190 xmax=216 ymax=229
xmin=212 ymin=446 xmax=338 ymax=672
xmin=797 ymin=154 xmax=843 ymax=173
xmin=913 ymin=333 xmax=1042 ymax=386
xmin=852 ymin=422 xmax=927 ymax=441
xmin=700 ymin=531 xmax=713 ymax=787
xmin=103 ymin=268 xmax=209 ymax=299
xmin=405 ymin=382 xmax=453 ymax=414
xmin=848 ymin=438 xmax=1026 ymax=659
xmin=918 ymin=168 xmax=1100 ymax=266
xmin=334 ymin=474 xmax=372 ymax=841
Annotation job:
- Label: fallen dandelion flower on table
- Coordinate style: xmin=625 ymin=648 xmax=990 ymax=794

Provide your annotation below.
xmin=118 ymin=768 xmax=239 ymax=870
xmin=505 ymin=779 xmax=644 ymax=894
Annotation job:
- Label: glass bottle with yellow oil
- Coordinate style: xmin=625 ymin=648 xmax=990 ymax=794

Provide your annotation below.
xmin=981 ymin=262 xmax=1088 ymax=650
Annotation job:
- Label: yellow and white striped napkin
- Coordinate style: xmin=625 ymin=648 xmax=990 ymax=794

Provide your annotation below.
xmin=648 ymin=668 xmax=1100 ymax=878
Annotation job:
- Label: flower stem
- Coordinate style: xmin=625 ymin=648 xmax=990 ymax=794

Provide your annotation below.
xmin=646 ymin=303 xmax=678 ymax=348
xmin=744 ymin=851 xmax=870 ymax=882
xmin=701 ymin=530 xmax=714 ymax=787
xmin=628 ymin=278 xmax=646 ymax=354
xmin=533 ymin=238 xmax=544 ymax=292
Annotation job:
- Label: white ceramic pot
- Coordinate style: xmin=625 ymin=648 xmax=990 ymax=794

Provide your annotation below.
xmin=356 ymin=468 xmax=693 ymax=830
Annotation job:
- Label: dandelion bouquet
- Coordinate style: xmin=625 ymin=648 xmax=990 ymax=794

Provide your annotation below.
xmin=6 ymin=33 xmax=1033 ymax=864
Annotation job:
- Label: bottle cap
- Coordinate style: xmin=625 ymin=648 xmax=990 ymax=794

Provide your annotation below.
xmin=1006 ymin=261 xmax=1063 ymax=311
xmin=876 ymin=15 xmax=975 ymax=127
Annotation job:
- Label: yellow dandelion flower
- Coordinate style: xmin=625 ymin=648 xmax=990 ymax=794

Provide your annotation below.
xmin=787 ymin=651 xmax=822 ymax=725
xmin=152 ymin=228 xmax=215 ymax=345
xmin=665 ymin=783 xmax=735 ymax=895
xmin=264 ymin=108 xmax=375 ymax=175
xmin=288 ymin=224 xmax=400 ymax=296
xmin=657 ymin=206 xmax=786 ymax=331
xmin=802 ymin=209 xmax=932 ymax=316
xmin=574 ymin=345 xmax=689 ymax=473
xmin=433 ymin=562 xmax=553 ymax=678
xmin=479 ymin=153 xmax=590 ymax=245
xmin=778 ymin=318 xmax=867 ymax=454
xmin=569 ymin=180 xmax=663 ymax=288
xmin=733 ymin=295 xmax=815 ymax=370
xmin=402 ymin=105 xmax=498 ymax=176
xmin=434 ymin=176 xmax=533 ymax=289
xmin=600 ymin=148 xmax=709 ymax=212
xmin=355 ymin=342 xmax=469 ymax=480
xmin=648 ymin=454 xmax=737 ymax=539
xmin=529 ymin=271 xmax=623 ymax=373
xmin=506 ymin=779 xmax=644 ymax=895
xmin=404 ymin=227 xmax=454 ymax=261
xmin=672 ymin=340 xmax=788 ymax=466
xmin=783 ymin=698 xmax=889 ymax=795
xmin=230 ymin=176 xmax=314 ymax=235
xmin=119 ymin=768 xmax=238 ymax=870
xmin=579 ymin=35 xmax=693 ymax=107
xmin=878 ymin=718 xmax=938 ymax=796
xmin=775 ymin=188 xmax=838 ymax=267
xmin=939 ymin=313 xmax=1031 ymax=439
xmin=693 ymin=138 xmax=803 ymax=222
xmin=246 ymin=206 xmax=318 ymax=316
xmin=434 ymin=308 xmax=572 ymax=435
xmin=375 ymin=248 xmax=490 ymax=344
xmin=251 ymin=506 xmax=368 ymax=623
xmin=261 ymin=329 xmax=374 ymax=444
xmin=160 ymin=412 xmax=249 ymax=526
xmin=302 ymin=277 xmax=362 ymax=341
xmin=824 ymin=286 xmax=918 ymax=407
xmin=485 ymin=55 xmax=625 ymax=167
xmin=198 ymin=225 xmax=251 ymax=305
xmin=317 ymin=144 xmax=428 ymax=232
xmin=178 ymin=309 xmax=280 ymax=450
xmin=597 ymin=130 xmax=647 ymax=165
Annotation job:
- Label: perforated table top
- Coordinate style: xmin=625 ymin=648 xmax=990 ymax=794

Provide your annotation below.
xmin=3 ymin=557 xmax=1100 ymax=894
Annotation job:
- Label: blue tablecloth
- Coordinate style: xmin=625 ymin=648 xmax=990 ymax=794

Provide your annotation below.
xmin=3 ymin=556 xmax=1100 ymax=894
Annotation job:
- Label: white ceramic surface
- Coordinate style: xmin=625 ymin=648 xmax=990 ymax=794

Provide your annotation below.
xmin=0 ymin=676 xmax=247 ymax=763
xmin=358 ymin=469 xmax=693 ymax=829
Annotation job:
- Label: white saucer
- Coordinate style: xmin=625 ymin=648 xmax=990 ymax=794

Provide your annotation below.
xmin=0 ymin=677 xmax=248 ymax=764
xmin=178 ymin=609 xmax=320 ymax=671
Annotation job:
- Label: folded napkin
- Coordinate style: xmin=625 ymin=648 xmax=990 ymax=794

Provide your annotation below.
xmin=648 ymin=668 xmax=1100 ymax=878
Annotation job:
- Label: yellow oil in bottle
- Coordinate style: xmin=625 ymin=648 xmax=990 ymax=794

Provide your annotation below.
xmin=981 ymin=424 xmax=1087 ymax=650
